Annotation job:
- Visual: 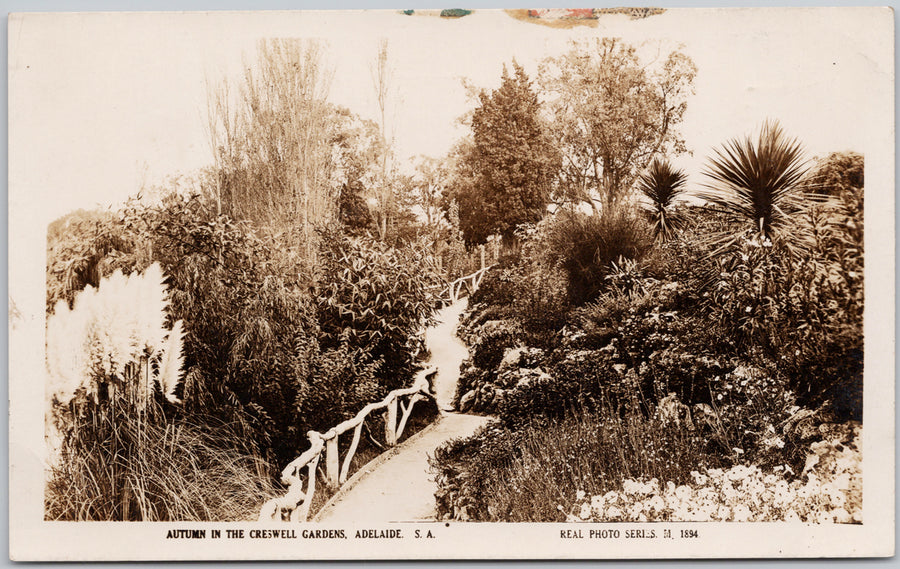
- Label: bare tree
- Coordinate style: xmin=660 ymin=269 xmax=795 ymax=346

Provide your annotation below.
xmin=368 ymin=39 xmax=396 ymax=241
xmin=206 ymin=39 xmax=337 ymax=259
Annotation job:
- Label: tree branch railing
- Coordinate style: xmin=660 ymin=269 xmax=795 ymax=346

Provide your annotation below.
xmin=259 ymin=264 xmax=494 ymax=522
xmin=258 ymin=376 xmax=434 ymax=522
xmin=435 ymin=264 xmax=495 ymax=305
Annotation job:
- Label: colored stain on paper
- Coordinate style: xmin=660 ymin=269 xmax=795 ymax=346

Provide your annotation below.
xmin=399 ymin=9 xmax=473 ymax=18
xmin=506 ymin=7 xmax=665 ymax=28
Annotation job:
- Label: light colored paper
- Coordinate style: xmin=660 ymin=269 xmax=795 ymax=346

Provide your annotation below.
xmin=8 ymin=7 xmax=895 ymax=560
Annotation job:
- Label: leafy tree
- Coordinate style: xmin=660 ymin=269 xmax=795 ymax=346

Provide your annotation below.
xmin=411 ymin=155 xmax=449 ymax=230
xmin=539 ymin=38 xmax=696 ymax=212
xmin=453 ymin=62 xmax=560 ymax=245
xmin=46 ymin=208 xmax=134 ymax=312
xmin=805 ymin=151 xmax=864 ymax=249
xmin=636 ymin=158 xmax=688 ymax=243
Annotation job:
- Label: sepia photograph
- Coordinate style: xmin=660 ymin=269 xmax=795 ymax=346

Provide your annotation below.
xmin=7 ymin=5 xmax=895 ymax=560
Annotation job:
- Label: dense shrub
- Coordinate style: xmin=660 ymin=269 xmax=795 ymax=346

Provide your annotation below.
xmin=542 ymin=206 xmax=652 ymax=304
xmin=316 ymin=229 xmax=441 ymax=391
xmin=706 ymin=223 xmax=862 ymax=419
xmin=46 ymin=209 xmax=136 ymax=313
xmin=118 ymin=194 xmax=326 ymax=465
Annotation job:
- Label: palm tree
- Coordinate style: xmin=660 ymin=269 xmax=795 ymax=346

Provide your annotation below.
xmin=698 ymin=120 xmax=809 ymax=254
xmin=636 ymin=158 xmax=688 ymax=242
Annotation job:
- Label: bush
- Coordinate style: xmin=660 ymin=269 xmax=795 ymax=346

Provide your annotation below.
xmin=46 ymin=208 xmax=136 ymax=313
xmin=44 ymin=264 xmax=276 ymax=521
xmin=498 ymin=349 xmax=621 ymax=429
xmin=542 ymin=205 xmax=652 ymax=305
xmin=706 ymin=228 xmax=862 ymax=419
xmin=118 ymin=194 xmax=330 ymax=465
xmin=316 ymin=229 xmax=441 ymax=392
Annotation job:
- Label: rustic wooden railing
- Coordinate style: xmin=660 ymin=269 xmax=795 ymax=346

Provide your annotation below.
xmin=258 ymin=374 xmax=435 ymax=522
xmin=259 ymin=264 xmax=494 ymax=522
xmin=438 ymin=264 xmax=495 ymax=305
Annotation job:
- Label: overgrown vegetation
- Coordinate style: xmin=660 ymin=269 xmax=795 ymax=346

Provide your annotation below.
xmin=432 ymin=118 xmax=864 ymax=522
xmin=46 ymin=34 xmax=864 ymax=524
xmin=44 ymin=39 xmax=468 ymax=521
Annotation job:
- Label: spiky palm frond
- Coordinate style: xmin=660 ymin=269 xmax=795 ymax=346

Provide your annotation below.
xmin=697 ymin=120 xmax=809 ymax=252
xmin=637 ymin=158 xmax=687 ymax=242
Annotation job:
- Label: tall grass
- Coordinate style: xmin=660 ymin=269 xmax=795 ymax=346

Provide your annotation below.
xmin=45 ymin=415 xmax=278 ymax=521
xmin=543 ymin=205 xmax=651 ymax=304
xmin=433 ymin=402 xmax=724 ymax=522
xmin=45 ymin=263 xmax=276 ymax=521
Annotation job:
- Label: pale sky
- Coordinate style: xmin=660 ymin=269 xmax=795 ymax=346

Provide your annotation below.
xmin=9 ymin=8 xmax=893 ymax=227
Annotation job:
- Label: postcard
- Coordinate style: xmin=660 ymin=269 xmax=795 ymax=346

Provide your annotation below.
xmin=8 ymin=6 xmax=895 ymax=560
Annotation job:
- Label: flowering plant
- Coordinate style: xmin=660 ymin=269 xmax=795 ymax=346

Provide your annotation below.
xmin=561 ymin=425 xmax=861 ymax=523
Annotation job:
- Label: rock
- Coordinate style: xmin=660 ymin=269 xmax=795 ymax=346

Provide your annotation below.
xmin=459 ymin=390 xmax=476 ymax=412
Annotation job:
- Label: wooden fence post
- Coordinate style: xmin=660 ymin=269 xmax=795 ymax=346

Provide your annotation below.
xmin=385 ymin=395 xmax=398 ymax=446
xmin=480 ymin=244 xmax=485 ymax=270
xmin=325 ymin=436 xmax=339 ymax=489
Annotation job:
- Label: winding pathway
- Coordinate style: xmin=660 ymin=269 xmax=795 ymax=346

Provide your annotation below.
xmin=314 ymin=299 xmax=490 ymax=522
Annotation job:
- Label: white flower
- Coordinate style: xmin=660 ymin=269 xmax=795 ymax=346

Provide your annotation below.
xmin=579 ymin=502 xmax=592 ymax=520
xmin=732 ymin=504 xmax=753 ymax=522
xmin=727 ymin=465 xmax=751 ymax=481
xmin=622 ymin=479 xmax=642 ymax=495
xmin=576 ymin=490 xmax=586 ymax=501
xmin=647 ymin=495 xmax=666 ymax=512
xmin=816 ymin=510 xmax=835 ymax=524
xmin=690 ymin=470 xmax=708 ymax=486
xmin=605 ymin=506 xmax=623 ymax=520
xmin=832 ymin=508 xmax=852 ymax=524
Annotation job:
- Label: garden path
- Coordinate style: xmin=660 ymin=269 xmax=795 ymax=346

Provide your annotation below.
xmin=313 ymin=298 xmax=490 ymax=522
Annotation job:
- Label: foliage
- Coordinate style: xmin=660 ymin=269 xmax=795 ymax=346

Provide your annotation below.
xmin=452 ymin=62 xmax=560 ymax=245
xmin=45 ymin=415 xmax=277 ymax=521
xmin=707 ymin=233 xmax=863 ymax=418
xmin=119 ymin=194 xmax=322 ymax=463
xmin=563 ymin=423 xmax=862 ymax=523
xmin=542 ymin=206 xmax=652 ymax=304
xmin=206 ymin=40 xmax=390 ymax=257
xmin=498 ymin=353 xmax=617 ymax=429
xmin=539 ymin=38 xmax=696 ymax=211
xmin=431 ymin=404 xmax=725 ymax=522
xmin=46 ymin=208 xmax=135 ymax=313
xmin=316 ymin=229 xmax=441 ymax=391
xmin=698 ymin=120 xmax=810 ymax=254
xmin=637 ymin=158 xmax=688 ymax=242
